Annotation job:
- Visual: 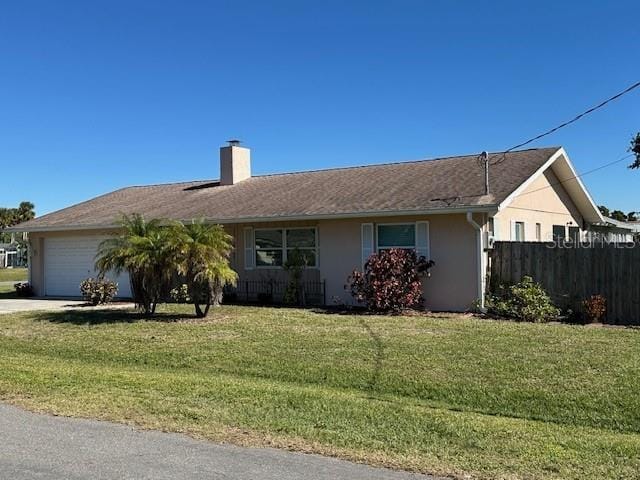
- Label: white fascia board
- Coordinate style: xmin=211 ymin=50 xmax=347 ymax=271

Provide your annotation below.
xmin=9 ymin=205 xmax=497 ymax=233
xmin=497 ymin=147 xmax=564 ymax=212
xmin=552 ymin=149 xmax=604 ymax=224
xmin=497 ymin=147 xmax=604 ymax=224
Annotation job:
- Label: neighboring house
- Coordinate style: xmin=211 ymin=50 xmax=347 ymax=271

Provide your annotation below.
xmin=587 ymin=217 xmax=640 ymax=243
xmin=628 ymin=221 xmax=640 ymax=236
xmin=0 ymin=243 xmax=19 ymax=269
xmin=9 ymin=143 xmax=603 ymax=311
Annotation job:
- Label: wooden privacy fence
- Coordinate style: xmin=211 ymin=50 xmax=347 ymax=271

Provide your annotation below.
xmin=489 ymin=241 xmax=640 ymax=325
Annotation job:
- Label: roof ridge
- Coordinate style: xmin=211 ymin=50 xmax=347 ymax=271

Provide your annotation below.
xmin=110 ymin=146 xmax=560 ymax=190
xmin=251 ymin=146 xmax=560 ymax=179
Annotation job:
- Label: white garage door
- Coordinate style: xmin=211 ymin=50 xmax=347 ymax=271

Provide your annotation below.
xmin=43 ymin=236 xmax=132 ymax=298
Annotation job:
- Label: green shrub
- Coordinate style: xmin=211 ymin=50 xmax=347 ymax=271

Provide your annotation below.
xmin=283 ymin=248 xmax=308 ymax=306
xmin=79 ymin=277 xmax=118 ymax=306
xmin=487 ymin=276 xmax=559 ymax=323
xmin=169 ymin=284 xmax=191 ymax=303
xmin=14 ymin=282 xmax=34 ymax=297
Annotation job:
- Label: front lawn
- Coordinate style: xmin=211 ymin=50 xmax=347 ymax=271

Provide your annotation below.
xmin=0 ymin=267 xmax=27 ymax=282
xmin=0 ymin=305 xmax=639 ymax=479
xmin=0 ymin=282 xmax=17 ymax=299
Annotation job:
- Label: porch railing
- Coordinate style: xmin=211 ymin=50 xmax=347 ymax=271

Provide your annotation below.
xmin=223 ymin=279 xmax=326 ymax=306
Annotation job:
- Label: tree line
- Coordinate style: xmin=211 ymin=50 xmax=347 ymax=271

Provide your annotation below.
xmin=597 ymin=133 xmax=640 ymax=222
xmin=598 ymin=206 xmax=638 ymax=222
xmin=0 ymin=202 xmax=35 ymax=243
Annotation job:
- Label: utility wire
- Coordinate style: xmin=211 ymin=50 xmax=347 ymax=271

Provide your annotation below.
xmin=490 ymin=80 xmax=640 ymax=165
xmin=430 ymin=80 xmax=640 ymax=204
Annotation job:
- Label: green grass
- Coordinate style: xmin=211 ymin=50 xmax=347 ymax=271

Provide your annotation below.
xmin=0 ymin=282 xmax=17 ymax=298
xmin=0 ymin=267 xmax=27 ymax=282
xmin=0 ymin=305 xmax=639 ymax=479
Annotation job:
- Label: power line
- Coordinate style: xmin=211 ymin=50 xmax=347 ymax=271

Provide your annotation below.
xmin=513 ymin=153 xmax=633 ymax=199
xmin=490 ymin=80 xmax=640 ymax=165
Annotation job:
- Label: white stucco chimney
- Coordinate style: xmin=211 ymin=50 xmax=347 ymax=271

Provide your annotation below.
xmin=220 ymin=140 xmax=251 ymax=185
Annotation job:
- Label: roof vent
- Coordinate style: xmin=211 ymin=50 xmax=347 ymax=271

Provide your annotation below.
xmin=227 ymin=139 xmax=242 ymax=147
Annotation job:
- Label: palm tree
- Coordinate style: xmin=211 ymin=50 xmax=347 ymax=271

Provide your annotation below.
xmin=16 ymin=202 xmax=35 ymax=223
xmin=171 ymin=219 xmax=237 ymax=317
xmin=95 ymin=214 xmax=177 ymax=315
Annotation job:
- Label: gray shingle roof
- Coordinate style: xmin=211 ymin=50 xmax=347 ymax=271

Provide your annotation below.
xmin=15 ymin=147 xmax=559 ymax=231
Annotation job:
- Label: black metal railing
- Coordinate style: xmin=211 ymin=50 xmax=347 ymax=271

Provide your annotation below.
xmin=223 ymin=279 xmax=326 ymax=306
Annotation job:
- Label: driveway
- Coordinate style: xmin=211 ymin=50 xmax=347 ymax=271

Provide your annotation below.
xmin=0 ymin=299 xmax=133 ymax=314
xmin=0 ymin=403 xmax=437 ymax=480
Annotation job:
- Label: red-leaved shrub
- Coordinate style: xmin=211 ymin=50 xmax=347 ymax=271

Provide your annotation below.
xmin=346 ymin=249 xmax=434 ymax=313
xmin=582 ymin=294 xmax=606 ymax=324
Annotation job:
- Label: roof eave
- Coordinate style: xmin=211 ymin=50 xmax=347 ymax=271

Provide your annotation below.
xmin=496 ymin=147 xmax=604 ymax=224
xmin=6 ymin=205 xmax=498 ymax=233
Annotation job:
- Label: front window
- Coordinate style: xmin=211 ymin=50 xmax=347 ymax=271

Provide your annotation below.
xmin=377 ymin=224 xmax=416 ymax=250
xmin=286 ymin=228 xmax=317 ymax=266
xmin=255 ymin=228 xmax=317 ymax=267
xmin=255 ymin=229 xmax=283 ymax=267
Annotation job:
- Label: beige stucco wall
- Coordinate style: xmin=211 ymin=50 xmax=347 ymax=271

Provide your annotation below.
xmin=234 ymin=214 xmax=479 ymax=312
xmin=28 ymin=214 xmax=480 ymax=311
xmin=494 ymin=168 xmax=583 ymax=241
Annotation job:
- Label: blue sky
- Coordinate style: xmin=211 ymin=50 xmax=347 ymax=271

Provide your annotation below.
xmin=1 ymin=0 xmax=638 ymax=215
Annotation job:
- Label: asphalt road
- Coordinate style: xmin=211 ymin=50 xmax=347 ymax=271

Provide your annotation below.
xmin=0 ymin=403 xmax=438 ymax=480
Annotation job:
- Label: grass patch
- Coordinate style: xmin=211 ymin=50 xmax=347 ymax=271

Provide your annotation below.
xmin=0 ymin=267 xmax=27 ymax=283
xmin=0 ymin=283 xmax=17 ymax=299
xmin=0 ymin=305 xmax=639 ymax=478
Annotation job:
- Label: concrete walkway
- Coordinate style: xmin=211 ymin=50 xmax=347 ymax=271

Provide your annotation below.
xmin=0 ymin=403 xmax=437 ymax=480
xmin=0 ymin=298 xmax=133 ymax=314
xmin=0 ymin=299 xmax=86 ymax=314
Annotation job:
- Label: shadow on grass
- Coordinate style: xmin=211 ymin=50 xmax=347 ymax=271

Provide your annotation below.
xmin=309 ymin=306 xmax=369 ymax=316
xmin=32 ymin=309 xmax=197 ymax=325
xmin=308 ymin=307 xmax=386 ymax=390
xmin=358 ymin=318 xmax=386 ymax=391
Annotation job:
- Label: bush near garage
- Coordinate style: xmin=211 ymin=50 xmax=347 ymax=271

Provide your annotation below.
xmin=79 ymin=277 xmax=118 ymax=306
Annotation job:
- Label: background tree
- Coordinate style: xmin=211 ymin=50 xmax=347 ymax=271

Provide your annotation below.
xmin=96 ymin=214 xmax=176 ymax=315
xmin=629 ymin=132 xmax=640 ymax=169
xmin=598 ymin=205 xmax=640 ymax=222
xmin=598 ymin=205 xmax=610 ymax=217
xmin=610 ymin=210 xmax=628 ymax=222
xmin=0 ymin=201 xmax=35 ymax=243
xmin=15 ymin=202 xmax=35 ymax=224
xmin=171 ymin=219 xmax=237 ymax=318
